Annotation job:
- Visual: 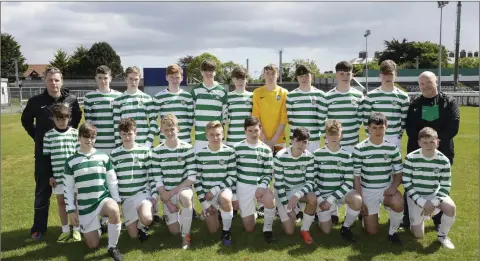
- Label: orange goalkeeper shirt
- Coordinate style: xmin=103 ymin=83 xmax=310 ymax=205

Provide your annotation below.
xmin=252 ymin=85 xmax=288 ymax=145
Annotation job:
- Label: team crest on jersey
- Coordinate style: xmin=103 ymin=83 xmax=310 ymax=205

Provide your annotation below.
xmin=337 ymin=161 xmax=342 ymax=167
xmin=434 ymin=168 xmax=440 ymax=174
xmin=181 ymin=99 xmax=185 ymax=105
xmin=351 ymin=99 xmax=358 ymax=106
xmin=136 ymin=98 xmax=144 ymax=106
xmin=245 ymin=101 xmax=251 ymax=106
xmin=312 ymin=99 xmax=316 ymax=105
xmin=178 ymin=156 xmax=182 ymax=162
xmin=216 ymin=96 xmax=220 ymax=100
xmin=301 ymin=165 xmax=306 ymax=171
xmin=384 ymin=153 xmax=388 ymax=161
xmin=219 ymin=159 xmax=225 ymax=165
xmin=276 ymin=95 xmax=281 ymax=101
xmin=392 ymin=101 xmax=398 ymax=106
xmin=257 ymin=155 xmax=262 ymax=161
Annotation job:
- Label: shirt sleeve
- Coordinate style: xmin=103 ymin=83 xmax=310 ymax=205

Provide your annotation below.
xmin=63 ymin=160 xmax=76 ymax=213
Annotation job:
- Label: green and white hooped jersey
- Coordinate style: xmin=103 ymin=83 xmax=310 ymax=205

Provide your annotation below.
xmin=84 ymin=89 xmax=122 ymax=150
xmin=226 ymin=91 xmax=252 ymax=146
xmin=233 ymin=140 xmax=273 ymax=188
xmin=43 ymin=127 xmax=79 ymax=185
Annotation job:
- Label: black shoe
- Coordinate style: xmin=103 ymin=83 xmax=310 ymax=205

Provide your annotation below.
xmin=232 ymin=209 xmax=238 ymax=220
xmin=108 ymin=247 xmax=124 ymax=261
xmin=121 ymin=223 xmax=127 ymax=231
xmin=314 ymin=213 xmax=319 ymax=222
xmin=100 ymin=221 xmax=108 ymax=234
xmin=331 ymin=215 xmax=339 ymax=226
xmin=257 ymin=207 xmax=265 ymax=219
xmin=340 ymin=225 xmax=356 ymax=242
xmin=138 ymin=227 xmax=149 ymax=242
xmin=296 ymin=211 xmax=303 ymax=223
xmin=358 ymin=214 xmax=363 ymax=221
xmin=221 ymin=230 xmax=232 ymax=246
xmin=263 ymin=231 xmax=276 ymax=244
xmin=433 ymin=211 xmax=443 ymax=232
xmin=193 ymin=209 xmax=202 ymax=220
xmin=388 ymin=232 xmax=404 ymax=246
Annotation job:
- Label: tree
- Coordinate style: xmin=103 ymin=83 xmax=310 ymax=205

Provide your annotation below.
xmin=377 ymin=38 xmax=448 ymax=69
xmin=291 ymin=59 xmax=321 ymax=78
xmin=1 ymin=33 xmax=28 ymax=80
xmin=67 ymin=45 xmax=92 ymax=78
xmin=87 ymin=42 xmax=123 ymax=78
xmin=177 ymin=55 xmax=194 ymax=68
xmin=186 ymin=53 xmax=223 ymax=84
xmin=353 ymin=60 xmax=380 ymax=76
xmin=280 ymin=63 xmax=294 ymax=82
xmin=49 ymin=49 xmax=70 ymax=74
xmin=458 ymin=57 xmax=479 ymax=68
xmin=220 ymin=61 xmax=242 ymax=84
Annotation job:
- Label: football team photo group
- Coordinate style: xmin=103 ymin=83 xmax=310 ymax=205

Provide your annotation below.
xmin=19 ymin=58 xmax=461 ymax=261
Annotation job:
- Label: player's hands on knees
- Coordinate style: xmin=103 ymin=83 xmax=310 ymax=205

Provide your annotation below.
xmin=360 ymin=203 xmax=369 ymax=216
xmin=423 ymin=200 xmax=436 ymax=216
xmin=255 ymin=187 xmax=267 ymax=200
xmin=232 ymin=200 xmax=239 ymax=210
xmin=383 ymin=186 xmax=397 ymax=196
xmin=148 ymin=197 xmax=157 ymax=206
xmin=287 ymin=196 xmax=299 ymax=212
xmin=49 ymin=177 xmax=56 ymax=188
xmin=319 ymin=200 xmax=331 ymax=211
xmin=166 ymin=200 xmax=179 ymax=213
xmin=205 ymin=192 xmax=214 ymax=201
xmin=68 ymin=213 xmax=79 ymax=226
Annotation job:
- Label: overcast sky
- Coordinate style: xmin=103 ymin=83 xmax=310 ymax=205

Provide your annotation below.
xmin=2 ymin=1 xmax=479 ymax=79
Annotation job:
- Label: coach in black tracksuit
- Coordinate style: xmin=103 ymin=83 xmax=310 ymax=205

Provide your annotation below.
xmin=21 ymin=68 xmax=82 ymax=238
xmin=403 ymin=71 xmax=460 ymax=229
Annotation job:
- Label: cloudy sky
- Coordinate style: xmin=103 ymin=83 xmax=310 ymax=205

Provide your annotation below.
xmin=2 ymin=1 xmax=479 ymax=79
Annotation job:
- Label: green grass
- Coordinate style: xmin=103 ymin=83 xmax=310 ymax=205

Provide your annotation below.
xmin=1 ymin=108 xmax=478 ymax=261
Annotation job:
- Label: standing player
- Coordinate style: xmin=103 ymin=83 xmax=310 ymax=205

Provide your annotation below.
xmin=252 ymin=64 xmax=288 ymax=154
xmin=324 ymin=61 xmax=364 ymax=223
xmin=402 ymin=127 xmax=456 ymax=249
xmin=312 ymin=120 xmax=362 ymax=242
xmin=150 ymin=114 xmax=196 ymax=250
xmin=225 ymin=66 xmax=253 ymax=147
xmin=234 ymin=116 xmax=277 ymax=243
xmin=352 ymin=113 xmax=404 ymax=245
xmin=195 ymin=121 xmax=237 ymax=246
xmin=63 ymin=123 xmax=124 ymax=261
xmin=286 ymin=64 xmax=327 ymax=153
xmin=362 ymin=60 xmax=409 ymax=150
xmin=191 ymin=60 xmax=228 ymax=152
xmin=153 ymin=64 xmax=194 ymax=144
xmin=43 ymin=103 xmax=81 ymax=243
xmin=84 ymin=65 xmax=122 ymax=154
xmin=273 ymin=127 xmax=317 ymax=244
xmin=110 ymin=118 xmax=157 ymax=242
xmin=113 ymin=66 xmax=157 ymax=149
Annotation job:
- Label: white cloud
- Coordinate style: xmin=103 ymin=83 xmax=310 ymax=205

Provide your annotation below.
xmin=1 ymin=1 xmax=478 ymax=77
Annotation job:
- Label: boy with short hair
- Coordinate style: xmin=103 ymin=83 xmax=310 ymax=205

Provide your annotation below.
xmin=312 ymin=119 xmax=363 ymax=242
xmin=195 ymin=121 xmax=237 ymax=246
xmin=191 ymin=60 xmax=228 ymax=152
xmin=226 ymin=66 xmax=253 ymax=147
xmin=150 ymin=114 xmax=197 ymax=250
xmin=113 ymin=66 xmax=157 ymax=149
xmin=286 ymin=64 xmax=327 ymax=153
xmin=273 ymin=127 xmax=317 ymax=244
xmin=325 ymin=61 xmax=364 ymax=155
xmin=362 ymin=60 xmax=409 ymax=150
xmin=153 ymin=64 xmax=194 ymax=144
xmin=110 ymin=118 xmax=157 ymax=242
xmin=84 ymin=65 xmax=122 ymax=154
xmin=43 ymin=102 xmax=81 ymax=243
xmin=352 ymin=112 xmax=404 ymax=246
xmin=252 ymin=64 xmax=288 ymax=154
xmin=402 ymin=127 xmax=456 ymax=249
xmin=63 ymin=123 xmax=124 ymax=261
xmin=234 ymin=116 xmax=277 ymax=243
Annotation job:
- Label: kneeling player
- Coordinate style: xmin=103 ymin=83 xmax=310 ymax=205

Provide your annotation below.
xmin=352 ymin=113 xmax=404 ymax=245
xmin=111 ymin=118 xmax=156 ymax=242
xmin=403 ymin=127 xmax=456 ymax=249
xmin=63 ymin=123 xmax=123 ymax=261
xmin=195 ymin=121 xmax=237 ymax=246
xmin=274 ymin=127 xmax=317 ymax=244
xmin=150 ymin=114 xmax=196 ymax=249
xmin=234 ymin=116 xmax=277 ymax=243
xmin=313 ymin=120 xmax=362 ymax=242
